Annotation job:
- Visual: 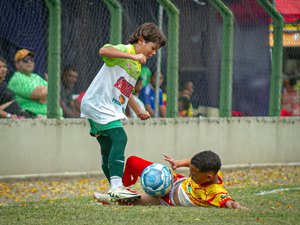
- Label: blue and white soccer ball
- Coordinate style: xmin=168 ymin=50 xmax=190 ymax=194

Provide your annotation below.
xmin=140 ymin=163 xmax=173 ymax=197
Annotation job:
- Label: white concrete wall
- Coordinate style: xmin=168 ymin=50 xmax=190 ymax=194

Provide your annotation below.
xmin=0 ymin=117 xmax=300 ymax=177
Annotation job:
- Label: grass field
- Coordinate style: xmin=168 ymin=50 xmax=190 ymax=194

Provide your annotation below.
xmin=1 ymin=167 xmax=299 ymax=225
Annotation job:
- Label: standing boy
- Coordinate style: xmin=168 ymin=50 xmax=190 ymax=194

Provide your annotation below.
xmin=80 ymin=23 xmax=166 ymax=202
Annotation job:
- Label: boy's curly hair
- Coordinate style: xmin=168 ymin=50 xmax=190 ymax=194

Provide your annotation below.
xmin=191 ymin=150 xmax=221 ymax=174
xmin=129 ymin=22 xmax=166 ymax=47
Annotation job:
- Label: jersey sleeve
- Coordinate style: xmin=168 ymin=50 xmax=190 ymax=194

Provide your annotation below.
xmin=101 ymin=44 xmax=129 ymax=67
xmin=207 ymin=192 xmax=233 ymax=208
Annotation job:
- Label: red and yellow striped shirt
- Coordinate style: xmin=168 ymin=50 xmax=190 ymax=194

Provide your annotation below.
xmin=180 ymin=171 xmax=233 ymax=207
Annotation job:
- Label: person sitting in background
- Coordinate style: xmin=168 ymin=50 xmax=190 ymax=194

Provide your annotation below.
xmin=7 ymin=49 xmax=48 ymax=117
xmin=281 ymin=78 xmax=300 ymax=116
xmin=139 ymin=72 xmax=166 ymax=117
xmin=178 ymin=87 xmax=193 ymax=117
xmin=60 ymin=66 xmax=80 ymax=118
xmin=182 ymin=80 xmax=194 ymax=99
xmin=178 ymin=96 xmax=191 ymax=117
xmin=126 ymin=77 xmax=146 ymax=118
xmin=0 ymin=56 xmax=36 ymax=118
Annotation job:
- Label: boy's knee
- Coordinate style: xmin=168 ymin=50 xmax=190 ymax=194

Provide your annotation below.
xmin=119 ymin=135 xmax=127 ymax=146
xmin=126 ymin=156 xmax=139 ymax=165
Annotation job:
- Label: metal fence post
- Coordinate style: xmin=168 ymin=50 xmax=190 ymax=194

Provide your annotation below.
xmin=257 ymin=0 xmax=284 ymax=116
xmin=156 ymin=0 xmax=179 ymax=118
xmin=103 ymin=0 xmax=122 ymax=44
xmin=208 ymin=0 xmax=234 ymax=117
xmin=45 ymin=0 xmax=61 ymax=118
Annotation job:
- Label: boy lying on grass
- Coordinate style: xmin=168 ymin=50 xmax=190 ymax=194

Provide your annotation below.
xmin=95 ymin=150 xmax=244 ymax=209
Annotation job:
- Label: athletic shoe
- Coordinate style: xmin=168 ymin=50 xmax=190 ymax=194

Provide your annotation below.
xmin=93 ymin=192 xmax=113 ymax=205
xmin=107 ymin=186 xmax=141 ymax=202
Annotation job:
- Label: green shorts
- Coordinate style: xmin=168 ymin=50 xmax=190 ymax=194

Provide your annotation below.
xmin=88 ymin=119 xmax=123 ymax=137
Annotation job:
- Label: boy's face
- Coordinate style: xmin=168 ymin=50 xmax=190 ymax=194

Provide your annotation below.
xmin=138 ymin=39 xmax=160 ymax=59
xmin=150 ymin=73 xmax=164 ymax=87
xmin=189 ymin=164 xmax=215 ymax=185
xmin=63 ymin=70 xmax=78 ymax=88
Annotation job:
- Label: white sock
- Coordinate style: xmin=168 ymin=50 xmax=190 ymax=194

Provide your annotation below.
xmin=110 ymin=176 xmax=123 ymax=189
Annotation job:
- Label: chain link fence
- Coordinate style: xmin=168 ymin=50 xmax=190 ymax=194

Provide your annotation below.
xmin=0 ymin=0 xmax=299 ymax=118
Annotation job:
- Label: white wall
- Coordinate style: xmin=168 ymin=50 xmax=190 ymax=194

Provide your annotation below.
xmin=0 ymin=117 xmax=299 ymax=177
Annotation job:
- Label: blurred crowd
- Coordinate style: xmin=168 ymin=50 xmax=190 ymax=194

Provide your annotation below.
xmin=0 ymin=50 xmax=196 ymax=119
xmin=2 ymin=49 xmax=298 ymax=119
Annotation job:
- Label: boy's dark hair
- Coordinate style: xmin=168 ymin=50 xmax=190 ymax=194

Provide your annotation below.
xmin=191 ymin=150 xmax=221 ymax=174
xmin=129 ymin=23 xmax=166 ymax=47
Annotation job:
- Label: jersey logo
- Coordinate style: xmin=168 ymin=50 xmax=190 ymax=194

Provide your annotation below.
xmin=114 ymin=76 xmax=134 ymax=98
xmin=119 ymin=94 xmax=125 ymax=104
xmin=112 ymin=98 xmax=121 ymax=106
xmin=220 ymin=194 xmax=228 ymax=199
xmin=112 ymin=95 xmax=126 ymax=106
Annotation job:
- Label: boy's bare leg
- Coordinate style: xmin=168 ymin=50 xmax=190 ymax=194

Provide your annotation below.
xmin=127 ymin=192 xmax=161 ymax=206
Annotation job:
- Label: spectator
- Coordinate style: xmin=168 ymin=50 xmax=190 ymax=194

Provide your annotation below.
xmin=127 ymin=77 xmax=146 ymax=118
xmin=60 ymin=66 xmax=80 ymax=118
xmin=281 ymin=78 xmax=300 ymax=116
xmin=178 ymin=96 xmax=191 ymax=117
xmin=182 ymin=80 xmax=194 ymax=98
xmin=7 ymin=49 xmax=49 ymax=116
xmin=161 ymin=81 xmax=167 ymax=107
xmin=139 ymin=72 xmax=166 ymax=117
xmin=0 ymin=56 xmax=35 ymax=118
xmin=178 ymin=88 xmax=193 ymax=117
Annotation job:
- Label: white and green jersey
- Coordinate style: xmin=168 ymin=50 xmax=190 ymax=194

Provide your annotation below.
xmin=81 ymin=44 xmax=141 ymax=124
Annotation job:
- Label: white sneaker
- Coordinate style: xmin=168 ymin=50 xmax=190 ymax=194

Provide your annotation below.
xmin=93 ymin=192 xmax=112 ymax=205
xmin=107 ymin=187 xmax=141 ymax=202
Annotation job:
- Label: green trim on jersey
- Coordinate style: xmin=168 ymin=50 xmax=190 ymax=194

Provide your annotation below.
xmin=101 ymin=44 xmax=141 ymax=80
xmin=88 ymin=119 xmax=123 ymax=136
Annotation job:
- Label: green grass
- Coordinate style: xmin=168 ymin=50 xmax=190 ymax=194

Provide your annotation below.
xmin=1 ymin=185 xmax=299 ymax=225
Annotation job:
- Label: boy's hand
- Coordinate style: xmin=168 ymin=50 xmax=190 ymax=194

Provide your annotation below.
xmin=132 ymin=54 xmax=147 ymax=64
xmin=163 ymin=154 xmax=178 ymax=170
xmin=137 ymin=110 xmax=150 ymax=120
xmin=225 ymin=200 xmax=248 ymax=210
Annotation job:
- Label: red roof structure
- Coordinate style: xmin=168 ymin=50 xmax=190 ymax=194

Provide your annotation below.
xmin=275 ymin=0 xmax=300 ymax=23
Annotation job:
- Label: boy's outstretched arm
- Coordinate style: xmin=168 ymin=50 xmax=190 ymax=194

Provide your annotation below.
xmin=128 ymin=95 xmax=150 ymax=120
xmin=163 ymin=154 xmax=191 ymax=170
xmin=99 ymin=46 xmax=147 ymax=64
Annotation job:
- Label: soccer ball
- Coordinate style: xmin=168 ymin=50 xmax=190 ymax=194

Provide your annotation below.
xmin=140 ymin=163 xmax=173 ymax=197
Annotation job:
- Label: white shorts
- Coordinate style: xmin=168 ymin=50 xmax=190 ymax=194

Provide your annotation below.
xmin=159 ymin=177 xmax=195 ymax=207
